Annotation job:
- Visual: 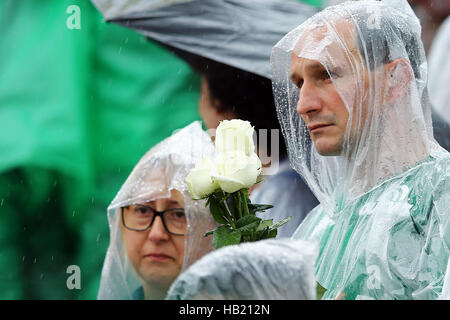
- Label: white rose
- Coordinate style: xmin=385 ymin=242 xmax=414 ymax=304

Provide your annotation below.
xmin=215 ymin=119 xmax=255 ymax=156
xmin=213 ymin=151 xmax=262 ymax=193
xmin=185 ymin=158 xmax=219 ymax=199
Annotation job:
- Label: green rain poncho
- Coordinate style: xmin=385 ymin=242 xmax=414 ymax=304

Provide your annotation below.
xmin=0 ymin=0 xmax=199 ymax=299
xmin=271 ymin=0 xmax=450 ymax=299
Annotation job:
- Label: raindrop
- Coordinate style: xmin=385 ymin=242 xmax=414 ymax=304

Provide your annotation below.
xmin=40 ymin=274 xmax=44 ymax=280
xmin=0 ymin=199 xmax=3 ymax=206
xmin=125 ymin=37 xmax=129 ymax=44
xmin=96 ymin=234 xmax=101 ymax=242
xmin=118 ymin=47 xmax=122 ymax=54
xmin=22 ymin=256 xmax=25 ymax=262
xmin=72 ymin=211 xmax=76 ymax=217
xmin=33 ymin=257 xmax=37 ymax=264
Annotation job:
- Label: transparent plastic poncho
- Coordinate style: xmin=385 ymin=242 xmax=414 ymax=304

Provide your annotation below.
xmin=271 ymin=0 xmax=450 ymax=299
xmin=166 ymin=239 xmax=318 ymax=300
xmin=97 ymin=121 xmax=218 ymax=299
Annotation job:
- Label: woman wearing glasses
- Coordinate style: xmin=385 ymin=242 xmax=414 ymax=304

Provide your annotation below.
xmin=97 ymin=122 xmax=218 ymax=299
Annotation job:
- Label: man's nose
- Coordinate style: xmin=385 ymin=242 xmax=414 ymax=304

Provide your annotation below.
xmin=147 ymin=216 xmax=170 ymax=241
xmin=296 ymin=84 xmax=322 ymax=115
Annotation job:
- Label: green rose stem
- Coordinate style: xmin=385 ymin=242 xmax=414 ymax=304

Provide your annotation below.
xmin=240 ymin=189 xmax=250 ymax=217
xmin=218 ymin=192 xmax=236 ymax=229
xmin=235 ymin=192 xmax=243 ymax=220
xmin=224 ymin=201 xmax=237 ymax=229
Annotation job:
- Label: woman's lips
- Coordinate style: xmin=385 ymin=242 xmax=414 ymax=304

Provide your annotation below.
xmin=144 ymin=253 xmax=172 ymax=262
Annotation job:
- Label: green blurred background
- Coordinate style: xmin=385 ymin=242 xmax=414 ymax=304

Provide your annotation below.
xmin=0 ymin=0 xmax=323 ymax=299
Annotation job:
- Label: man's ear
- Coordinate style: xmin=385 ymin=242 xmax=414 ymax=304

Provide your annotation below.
xmin=385 ymin=58 xmax=413 ymax=103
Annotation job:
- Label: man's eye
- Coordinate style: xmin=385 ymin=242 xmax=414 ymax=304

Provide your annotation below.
xmin=325 ymin=69 xmax=340 ymax=79
xmin=322 ymin=70 xmax=332 ymax=79
xmin=296 ymin=79 xmax=304 ymax=88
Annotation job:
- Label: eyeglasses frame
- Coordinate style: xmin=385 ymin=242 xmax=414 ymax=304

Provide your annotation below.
xmin=121 ymin=204 xmax=187 ymax=236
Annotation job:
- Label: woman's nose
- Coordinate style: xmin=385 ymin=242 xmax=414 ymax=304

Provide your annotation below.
xmin=155 ymin=198 xmax=169 ymax=212
xmin=147 ymin=216 xmax=170 ymax=241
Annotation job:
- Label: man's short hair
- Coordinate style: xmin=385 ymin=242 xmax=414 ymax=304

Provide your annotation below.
xmin=354 ymin=3 xmax=422 ymax=80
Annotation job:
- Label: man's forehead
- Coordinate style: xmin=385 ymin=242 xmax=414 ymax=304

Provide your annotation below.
xmin=290 ymin=55 xmax=324 ymax=76
xmin=292 ymin=17 xmax=358 ymax=59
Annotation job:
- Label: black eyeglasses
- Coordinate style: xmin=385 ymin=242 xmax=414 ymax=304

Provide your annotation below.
xmin=121 ymin=204 xmax=187 ymax=236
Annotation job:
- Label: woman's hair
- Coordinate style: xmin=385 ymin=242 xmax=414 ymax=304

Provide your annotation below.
xmin=163 ymin=45 xmax=288 ymax=159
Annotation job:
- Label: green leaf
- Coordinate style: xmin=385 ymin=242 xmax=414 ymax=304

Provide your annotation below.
xmin=212 ymin=226 xmax=242 ymax=249
xmin=316 ymin=283 xmax=327 ymax=300
xmin=248 ymin=203 xmax=274 ymax=215
xmin=269 ymin=216 xmax=292 ymax=231
xmin=203 ymin=230 xmax=215 ymax=237
xmin=236 ymin=216 xmax=260 ymax=236
xmin=236 ymin=215 xmax=261 ymax=228
xmin=256 ymin=219 xmax=273 ymax=232
xmin=226 ymin=193 xmax=240 ymax=220
xmin=208 ymin=196 xmax=229 ymax=225
xmin=256 ymin=227 xmax=269 ymax=240
xmin=268 ymin=229 xmax=277 ymax=238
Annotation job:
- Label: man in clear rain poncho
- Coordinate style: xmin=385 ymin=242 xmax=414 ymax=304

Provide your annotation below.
xmin=271 ymin=0 xmax=450 ymax=299
xmin=97 ymin=122 xmax=218 ymax=299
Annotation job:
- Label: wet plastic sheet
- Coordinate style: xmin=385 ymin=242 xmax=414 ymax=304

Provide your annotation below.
xmin=166 ymin=239 xmax=318 ymax=300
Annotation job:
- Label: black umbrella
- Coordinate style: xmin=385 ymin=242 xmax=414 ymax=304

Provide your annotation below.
xmin=91 ymin=0 xmax=318 ymax=79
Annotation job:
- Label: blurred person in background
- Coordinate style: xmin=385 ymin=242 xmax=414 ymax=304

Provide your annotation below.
xmin=408 ymin=0 xmax=450 ymax=53
xmin=427 ymin=13 xmax=450 ymax=125
xmin=408 ymin=0 xmax=450 ymax=143
xmin=0 ymin=0 xmax=199 ymax=299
